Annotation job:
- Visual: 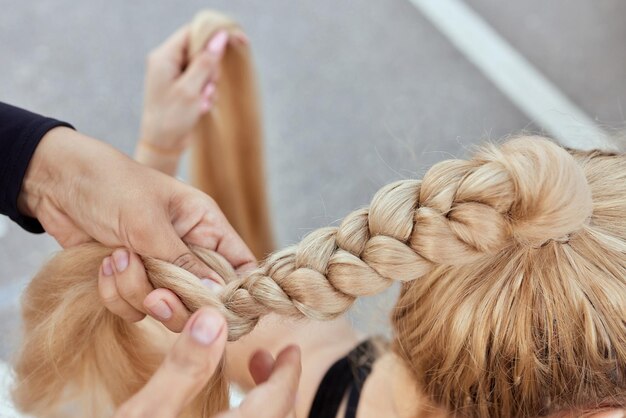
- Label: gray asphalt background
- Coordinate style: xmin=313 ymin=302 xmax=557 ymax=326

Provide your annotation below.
xmin=1 ymin=0 xmax=625 ymax=360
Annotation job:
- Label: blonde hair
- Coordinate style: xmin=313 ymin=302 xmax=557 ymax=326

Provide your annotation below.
xmin=12 ymin=136 xmax=626 ymax=417
xmin=188 ymin=11 xmax=274 ymax=260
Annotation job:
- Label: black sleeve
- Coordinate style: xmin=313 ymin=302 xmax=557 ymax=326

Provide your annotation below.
xmin=0 ymin=102 xmax=74 ymax=233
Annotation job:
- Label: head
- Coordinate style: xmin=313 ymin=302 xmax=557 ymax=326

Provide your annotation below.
xmin=14 ymin=137 xmax=625 ymax=417
xmin=388 ymin=138 xmax=626 ymax=416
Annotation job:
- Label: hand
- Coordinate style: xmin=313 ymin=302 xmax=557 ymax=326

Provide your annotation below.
xmin=135 ymin=26 xmax=226 ymax=175
xmin=140 ymin=26 xmax=226 ymax=153
xmin=136 ymin=26 xmax=248 ymax=175
xmin=114 ymin=307 xmax=301 ymax=418
xmin=19 ymin=127 xmax=255 ymax=287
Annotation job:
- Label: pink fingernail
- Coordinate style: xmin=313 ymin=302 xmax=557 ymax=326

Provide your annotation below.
xmin=207 ymin=30 xmax=228 ymax=56
xmin=112 ymin=249 xmax=129 ymax=273
xmin=148 ymin=300 xmax=173 ymax=321
xmin=190 ymin=310 xmax=223 ymax=345
xmin=102 ymin=257 xmax=113 ymax=276
xmin=234 ymin=32 xmax=249 ymax=45
xmin=200 ymin=99 xmax=212 ymax=112
xmin=203 ymin=83 xmax=216 ymax=97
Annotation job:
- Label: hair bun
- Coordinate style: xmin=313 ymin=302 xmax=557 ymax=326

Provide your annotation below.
xmin=492 ymin=137 xmax=593 ymax=246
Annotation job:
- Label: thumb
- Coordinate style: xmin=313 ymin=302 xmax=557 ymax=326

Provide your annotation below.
xmin=114 ymin=308 xmax=227 ymax=418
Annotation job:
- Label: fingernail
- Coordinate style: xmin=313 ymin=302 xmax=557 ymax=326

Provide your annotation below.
xmin=190 ymin=310 xmax=223 ymax=345
xmin=203 ymin=83 xmax=216 ymax=98
xmin=235 ymin=32 xmax=249 ymax=46
xmin=147 ymin=299 xmax=173 ymax=321
xmin=102 ymin=257 xmax=113 ymax=276
xmin=207 ymin=30 xmax=228 ymax=56
xmin=201 ymin=278 xmax=222 ymax=293
xmin=113 ymin=249 xmax=129 ymax=273
xmin=200 ymin=99 xmax=212 ymax=113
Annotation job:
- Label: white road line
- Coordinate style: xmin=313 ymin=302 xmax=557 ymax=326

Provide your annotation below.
xmin=408 ymin=0 xmax=615 ymax=150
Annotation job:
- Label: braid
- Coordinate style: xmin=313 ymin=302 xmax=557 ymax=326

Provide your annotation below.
xmin=143 ymin=136 xmax=592 ymax=340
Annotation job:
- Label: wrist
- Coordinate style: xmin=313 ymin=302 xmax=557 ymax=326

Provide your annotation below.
xmin=139 ymin=113 xmax=188 ymax=156
xmin=18 ymin=127 xmax=74 ymax=218
xmin=134 ymin=140 xmax=182 ymax=176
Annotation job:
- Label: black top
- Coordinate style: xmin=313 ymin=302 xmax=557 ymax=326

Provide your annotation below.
xmin=308 ymin=339 xmax=378 ymax=418
xmin=0 ymin=102 xmax=73 ymax=232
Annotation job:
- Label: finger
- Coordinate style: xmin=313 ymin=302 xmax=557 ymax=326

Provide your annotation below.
xmin=184 ymin=219 xmax=256 ymax=274
xmin=144 ymin=288 xmax=191 ymax=332
xmin=155 ymin=217 xmax=225 ymax=284
xmin=112 ymin=249 xmax=154 ymax=315
xmin=177 ymin=30 xmax=228 ymax=98
xmin=216 ymin=224 xmax=257 ymax=272
xmin=177 ymin=205 xmax=256 ymax=272
xmin=114 ymin=308 xmax=227 ymax=418
xmin=200 ymin=83 xmax=216 ymax=114
xmin=153 ymin=24 xmax=191 ymax=67
xmin=230 ymin=30 xmax=249 ymax=46
xmin=98 ymin=256 xmax=146 ymax=323
xmin=249 ymin=350 xmax=275 ymax=385
xmin=200 ymin=98 xmax=213 ymax=114
xmin=220 ymin=346 xmax=301 ymax=418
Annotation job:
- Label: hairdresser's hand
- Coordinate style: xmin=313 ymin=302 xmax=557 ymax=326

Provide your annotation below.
xmin=114 ymin=307 xmax=301 ymax=418
xmin=19 ymin=126 xmax=255 ymax=283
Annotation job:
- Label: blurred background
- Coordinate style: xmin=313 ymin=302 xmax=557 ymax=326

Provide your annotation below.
xmin=1 ymin=0 xmax=626 ymax=413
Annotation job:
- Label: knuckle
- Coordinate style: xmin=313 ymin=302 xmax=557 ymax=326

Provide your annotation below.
xmin=172 ymin=252 xmax=198 ymax=272
xmin=100 ymin=288 xmax=121 ymax=306
xmin=117 ymin=277 xmax=144 ymax=301
xmin=128 ymin=217 xmax=156 ymax=246
xmin=126 ymin=311 xmax=147 ymax=323
xmin=202 ymin=208 xmax=222 ymax=228
xmin=196 ymin=54 xmax=214 ymax=70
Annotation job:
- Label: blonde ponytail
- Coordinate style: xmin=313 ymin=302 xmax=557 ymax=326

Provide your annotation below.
xmin=187 ymin=11 xmax=274 ymax=260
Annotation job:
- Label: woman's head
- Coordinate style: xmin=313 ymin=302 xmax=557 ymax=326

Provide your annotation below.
xmin=14 ymin=136 xmax=625 ymax=417
xmin=391 ymin=138 xmax=626 ymax=416
xmin=147 ymin=136 xmax=625 ymax=416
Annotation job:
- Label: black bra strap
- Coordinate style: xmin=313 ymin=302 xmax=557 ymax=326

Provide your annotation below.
xmin=344 ymin=356 xmax=372 ymax=418
xmin=308 ymin=339 xmax=377 ymax=418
